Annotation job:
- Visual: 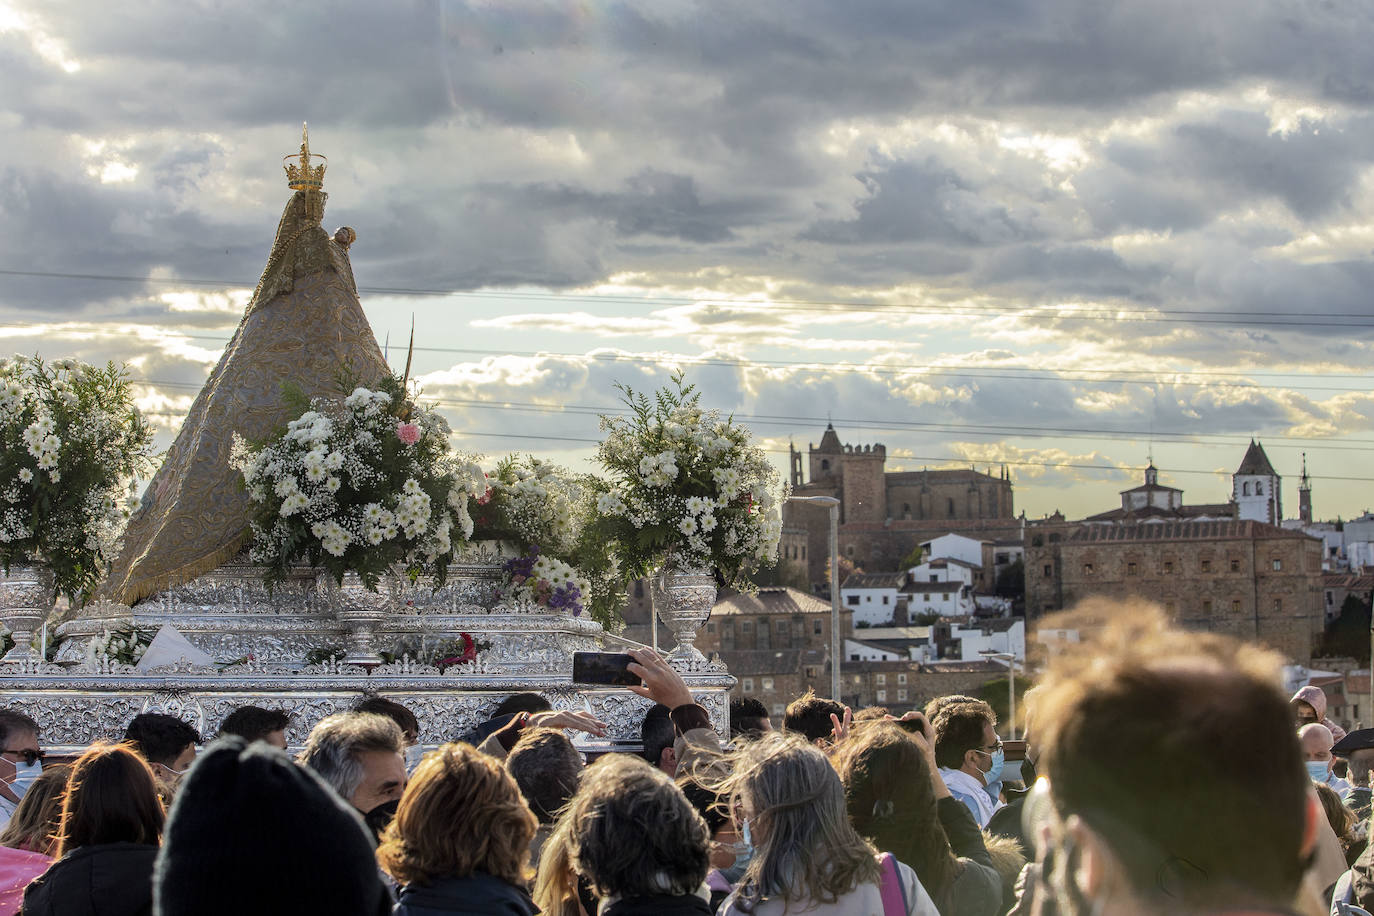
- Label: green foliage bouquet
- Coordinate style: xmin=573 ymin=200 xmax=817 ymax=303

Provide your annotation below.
xmin=234 ymin=376 xmax=486 ymax=591
xmin=0 ymin=355 xmax=153 ymax=602
xmin=588 ymin=373 xmax=784 ymax=587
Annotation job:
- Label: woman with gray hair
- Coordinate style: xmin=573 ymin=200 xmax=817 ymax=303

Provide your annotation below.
xmin=717 ymin=732 xmax=939 ymax=916
xmin=563 ymin=753 xmax=712 ymax=916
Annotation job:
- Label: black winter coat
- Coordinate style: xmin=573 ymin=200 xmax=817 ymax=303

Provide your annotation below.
xmin=601 ymin=893 xmax=714 ymax=916
xmin=21 ymin=842 xmax=157 ymax=916
xmin=393 ymin=872 xmax=538 ymax=916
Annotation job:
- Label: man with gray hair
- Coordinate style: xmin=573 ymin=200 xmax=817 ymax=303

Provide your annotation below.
xmin=298 ymin=711 xmax=407 ymax=828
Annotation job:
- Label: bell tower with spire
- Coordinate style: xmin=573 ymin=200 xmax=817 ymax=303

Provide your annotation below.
xmin=1232 ymin=440 xmax=1282 ymax=525
xmin=1298 ymin=453 xmax=1312 ymax=525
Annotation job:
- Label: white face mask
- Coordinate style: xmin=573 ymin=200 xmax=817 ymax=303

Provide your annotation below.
xmin=7 ymin=757 xmax=42 ymax=800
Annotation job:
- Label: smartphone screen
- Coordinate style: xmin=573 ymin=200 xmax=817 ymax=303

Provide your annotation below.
xmin=572 ymin=651 xmax=641 ymax=686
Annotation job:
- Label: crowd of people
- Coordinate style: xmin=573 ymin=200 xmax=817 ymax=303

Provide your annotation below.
xmin=1 ymin=601 xmax=1371 ymax=915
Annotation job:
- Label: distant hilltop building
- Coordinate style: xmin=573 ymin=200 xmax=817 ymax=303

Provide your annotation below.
xmin=782 ymin=425 xmax=1020 ymax=586
xmin=1027 ymin=439 xmax=1325 ymax=663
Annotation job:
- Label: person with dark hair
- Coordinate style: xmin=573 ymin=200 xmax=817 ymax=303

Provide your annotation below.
xmin=217 ymin=705 xmax=290 ymax=749
xmin=1028 ymin=599 xmax=1323 ymax=915
xmin=1335 ymin=728 xmax=1374 ymax=820
xmin=506 ymin=727 xmax=583 ymax=865
xmin=716 ymin=732 xmax=938 ymax=916
xmin=642 ymin=704 xmax=678 ymax=776
xmin=0 ymin=764 xmax=69 ymax=913
xmin=932 ymin=700 xmax=1002 ymax=828
xmin=679 ymin=778 xmax=746 ymax=912
xmin=0 ymin=708 xmax=42 ymax=830
xmin=834 ymin=720 xmax=1001 ymax=916
xmin=154 ymin=736 xmax=390 ymax=916
xmin=566 ymin=754 xmax=712 ymax=916
xmin=782 ymin=691 xmax=846 ymax=747
xmin=492 ymin=693 xmax=553 ymax=718
xmin=22 ymin=743 xmax=164 ymax=916
xmin=378 ymin=742 xmax=539 ymax=916
xmin=353 ymin=696 xmax=420 ymax=746
xmin=729 ymin=697 xmax=772 ymax=738
xmin=122 ymin=713 xmax=200 ymax=801
xmin=298 ymin=712 xmax=407 ymax=837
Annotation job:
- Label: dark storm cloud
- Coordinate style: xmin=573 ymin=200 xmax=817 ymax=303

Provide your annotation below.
xmin=802 ymin=157 xmax=1043 ymax=247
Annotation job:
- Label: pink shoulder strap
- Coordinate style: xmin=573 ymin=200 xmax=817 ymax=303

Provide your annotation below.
xmin=878 ymin=852 xmax=907 ymax=916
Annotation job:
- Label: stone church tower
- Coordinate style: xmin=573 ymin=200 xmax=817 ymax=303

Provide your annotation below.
xmin=1232 ymin=440 xmax=1282 ymax=524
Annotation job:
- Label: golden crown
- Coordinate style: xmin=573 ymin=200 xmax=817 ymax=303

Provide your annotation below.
xmin=283 ymin=123 xmax=327 ymax=191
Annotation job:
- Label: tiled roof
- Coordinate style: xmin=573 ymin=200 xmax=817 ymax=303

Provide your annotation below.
xmin=1064 ymin=519 xmax=1313 ymax=543
xmin=718 ymin=648 xmax=827 ymax=676
xmin=713 ymin=587 xmax=832 ymax=615
xmin=1322 ymin=574 xmax=1374 ymax=590
xmin=841 ymin=572 xmax=903 ymax=590
xmin=1237 ymin=440 xmax=1279 ymax=477
xmin=886 ymin=469 xmax=1003 ymax=485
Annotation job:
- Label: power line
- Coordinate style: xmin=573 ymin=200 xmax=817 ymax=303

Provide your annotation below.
xmin=128 ymin=376 xmax=1374 ymax=481
xmin=7 ymin=319 xmax=1371 ymax=394
xmin=3 ymin=266 xmax=1374 ymax=329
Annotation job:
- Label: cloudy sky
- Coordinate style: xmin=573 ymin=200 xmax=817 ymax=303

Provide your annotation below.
xmin=3 ymin=0 xmax=1373 ymax=521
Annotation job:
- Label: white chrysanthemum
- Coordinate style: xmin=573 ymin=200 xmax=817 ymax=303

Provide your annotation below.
xmin=677 ymin=516 xmax=697 ymax=535
xmin=17 ymin=468 xmax=32 ymax=484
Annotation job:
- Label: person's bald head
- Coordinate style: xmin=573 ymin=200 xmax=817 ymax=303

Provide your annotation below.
xmin=1299 ymin=723 xmax=1334 ymax=762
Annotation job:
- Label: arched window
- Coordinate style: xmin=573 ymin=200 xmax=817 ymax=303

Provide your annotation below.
xmin=1255 ymin=482 xmax=1263 ymax=495
xmin=947 ymin=497 xmax=955 ymax=517
xmin=821 ymin=459 xmax=830 ymax=471
xmin=1243 ymin=482 xmax=1251 ymax=496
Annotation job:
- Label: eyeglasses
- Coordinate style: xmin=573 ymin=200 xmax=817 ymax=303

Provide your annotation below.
xmin=3 ymin=748 xmax=45 ymax=766
xmin=972 ymin=741 xmax=1003 ymax=757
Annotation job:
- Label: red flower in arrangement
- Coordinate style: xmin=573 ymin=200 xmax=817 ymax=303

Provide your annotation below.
xmin=437 ymin=632 xmax=478 ymax=669
xmin=395 ymin=421 xmax=421 ymax=445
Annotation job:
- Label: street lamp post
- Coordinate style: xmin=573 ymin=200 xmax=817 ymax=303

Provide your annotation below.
xmin=980 ymin=649 xmax=1018 ymax=740
xmin=788 ymin=495 xmax=843 ymax=700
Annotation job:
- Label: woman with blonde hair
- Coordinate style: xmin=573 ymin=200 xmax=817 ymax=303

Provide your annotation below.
xmin=717 ymin=732 xmax=939 ymax=916
xmin=532 ymin=815 xmax=591 ymax=916
xmin=0 ymin=765 xmax=70 ymax=915
xmin=377 ymin=742 xmax=539 ymax=916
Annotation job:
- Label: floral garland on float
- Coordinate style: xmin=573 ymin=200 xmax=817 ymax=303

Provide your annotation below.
xmin=472 ymin=455 xmax=623 ymax=629
xmin=587 ymin=372 xmax=784 ymax=662
xmin=233 ymin=374 xmax=486 ymax=593
xmin=0 ymin=356 xmax=153 ymax=662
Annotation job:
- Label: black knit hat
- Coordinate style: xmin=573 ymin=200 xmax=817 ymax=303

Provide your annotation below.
xmin=153 ymin=736 xmax=390 ymax=916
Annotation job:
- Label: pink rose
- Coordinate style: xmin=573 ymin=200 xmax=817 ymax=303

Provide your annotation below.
xmin=396 ymin=421 xmax=420 ymax=445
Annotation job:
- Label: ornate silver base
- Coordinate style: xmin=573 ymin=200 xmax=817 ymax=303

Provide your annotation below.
xmin=0 ymin=657 xmax=732 ymax=754
xmin=4 ymin=547 xmax=735 ymax=751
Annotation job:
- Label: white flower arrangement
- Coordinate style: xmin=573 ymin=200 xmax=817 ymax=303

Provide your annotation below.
xmin=589 ymin=372 xmax=784 ymax=586
xmin=499 ymin=548 xmax=592 ymax=616
xmin=472 ymin=455 xmax=622 ymax=625
xmin=234 ymin=376 xmax=485 ymax=591
xmin=0 ymin=355 xmax=153 ymax=602
xmin=84 ymin=623 xmax=156 ymax=666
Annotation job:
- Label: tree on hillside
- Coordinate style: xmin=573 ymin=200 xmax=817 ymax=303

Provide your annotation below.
xmin=824 ymin=556 xmax=864 ymax=588
xmin=900 ymin=544 xmax=925 ymax=570
xmin=995 ymin=559 xmax=1024 ymax=599
xmin=1317 ymin=593 xmax=1373 ymax=664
